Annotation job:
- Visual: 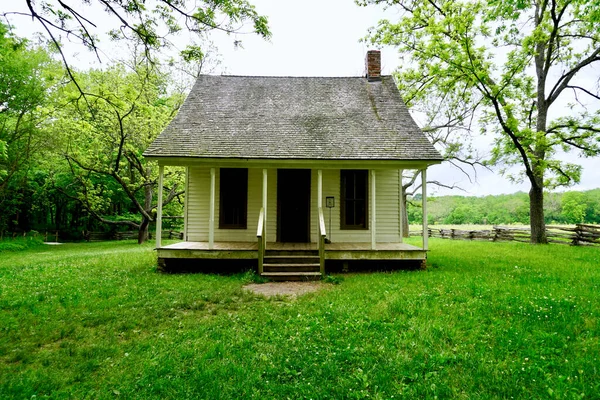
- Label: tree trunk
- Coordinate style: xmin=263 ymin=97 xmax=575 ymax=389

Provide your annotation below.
xmin=531 ymin=48 xmax=549 ymax=245
xmin=529 ymin=184 xmax=547 ymax=244
xmin=137 ymin=179 xmax=154 ymax=244
xmin=401 ymin=192 xmax=410 ymax=238
xmin=138 ymin=216 xmax=149 ymax=244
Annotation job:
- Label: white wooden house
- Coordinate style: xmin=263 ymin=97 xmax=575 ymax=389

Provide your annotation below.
xmin=144 ymin=51 xmax=443 ymax=279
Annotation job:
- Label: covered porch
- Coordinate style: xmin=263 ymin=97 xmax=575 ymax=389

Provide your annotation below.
xmin=156 ymin=241 xmax=427 ymax=279
xmin=154 ymin=164 xmax=432 ymax=278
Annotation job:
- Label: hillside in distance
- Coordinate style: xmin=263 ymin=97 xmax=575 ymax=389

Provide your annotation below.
xmin=408 ymin=189 xmax=600 ymax=226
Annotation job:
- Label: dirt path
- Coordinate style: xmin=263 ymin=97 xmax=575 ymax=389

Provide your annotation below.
xmin=243 ymin=281 xmax=325 ymax=298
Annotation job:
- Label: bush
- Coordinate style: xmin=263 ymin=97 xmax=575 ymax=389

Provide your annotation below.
xmin=0 ymin=235 xmax=44 ymax=252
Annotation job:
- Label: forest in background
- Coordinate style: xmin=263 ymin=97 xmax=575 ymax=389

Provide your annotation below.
xmin=0 ymin=22 xmax=189 ymax=241
xmin=408 ymin=189 xmax=600 ymax=226
xmin=1 ymin=0 xmax=271 ymax=243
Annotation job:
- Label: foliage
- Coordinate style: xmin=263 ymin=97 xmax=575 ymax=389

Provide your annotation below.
xmin=560 ymin=191 xmax=587 ymax=224
xmin=0 ymin=240 xmax=599 ymax=398
xmin=409 ymin=188 xmax=600 ymax=225
xmin=362 ymin=0 xmax=600 ymax=243
xmin=3 ymin=0 xmax=270 ymax=96
xmin=323 ymin=274 xmax=344 ymax=285
xmin=0 ymin=23 xmax=186 ymax=239
xmin=241 ymin=269 xmax=269 ymax=284
xmin=0 ymin=235 xmax=43 ymax=252
xmin=51 ymin=60 xmax=185 ymax=242
xmin=0 ymin=22 xmax=63 ymax=231
xmin=0 ymin=0 xmax=271 ymax=239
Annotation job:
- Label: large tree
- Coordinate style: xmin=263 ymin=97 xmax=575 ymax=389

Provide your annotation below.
xmin=361 ymin=0 xmax=600 ymax=243
xmin=52 ymin=59 xmax=184 ymax=243
xmin=2 ymin=0 xmax=270 ymax=238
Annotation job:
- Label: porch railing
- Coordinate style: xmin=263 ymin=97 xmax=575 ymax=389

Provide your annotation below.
xmin=257 ymin=207 xmax=265 ymax=274
xmin=318 ymin=207 xmax=326 ymax=275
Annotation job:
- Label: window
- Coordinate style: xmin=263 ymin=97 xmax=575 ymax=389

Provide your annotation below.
xmin=340 ymin=170 xmax=368 ymax=229
xmin=219 ymin=168 xmax=248 ymax=229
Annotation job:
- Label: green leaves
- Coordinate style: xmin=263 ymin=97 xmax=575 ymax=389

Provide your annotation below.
xmin=180 ymin=45 xmax=204 ymax=63
xmin=0 ymin=22 xmax=63 ymax=230
xmin=48 ymin=59 xmax=184 ymax=237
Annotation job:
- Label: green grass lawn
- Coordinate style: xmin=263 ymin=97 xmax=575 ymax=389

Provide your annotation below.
xmin=1 ymin=239 xmax=599 ymax=399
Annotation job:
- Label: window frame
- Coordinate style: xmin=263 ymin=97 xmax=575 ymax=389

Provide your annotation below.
xmin=218 ymin=168 xmax=248 ymax=229
xmin=340 ymin=169 xmax=369 ymax=230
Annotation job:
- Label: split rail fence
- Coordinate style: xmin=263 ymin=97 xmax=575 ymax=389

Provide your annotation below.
xmin=410 ymin=224 xmax=600 ymax=246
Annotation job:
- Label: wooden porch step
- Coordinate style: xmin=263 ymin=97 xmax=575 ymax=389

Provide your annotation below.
xmin=263 ymin=263 xmax=320 ymax=273
xmin=261 ymin=272 xmax=322 ymax=281
xmin=264 ymin=250 xmax=318 ymax=257
xmin=262 ymin=248 xmax=322 ymax=280
xmin=263 ymin=255 xmax=320 ymax=264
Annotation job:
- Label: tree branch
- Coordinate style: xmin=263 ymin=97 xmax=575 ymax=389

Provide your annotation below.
xmin=547 ymin=47 xmax=600 ymax=105
xmin=566 ymin=85 xmax=600 ymax=101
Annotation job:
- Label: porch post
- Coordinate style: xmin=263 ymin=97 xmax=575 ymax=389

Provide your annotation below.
xmin=183 ymin=166 xmax=189 ymax=241
xmin=209 ymin=167 xmax=215 ymax=249
xmin=262 ymin=168 xmax=267 ymax=239
xmin=317 ymin=170 xmax=323 ymax=208
xmin=318 ymin=169 xmax=325 ymax=274
xmin=371 ymin=169 xmax=376 ymax=250
xmin=421 ymin=168 xmax=428 ymax=250
xmin=399 ymin=169 xmax=404 ymax=242
xmin=156 ymin=165 xmax=164 ymax=249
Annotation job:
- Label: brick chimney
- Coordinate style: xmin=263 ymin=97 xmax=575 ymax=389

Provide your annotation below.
xmin=365 ymin=50 xmax=381 ymax=81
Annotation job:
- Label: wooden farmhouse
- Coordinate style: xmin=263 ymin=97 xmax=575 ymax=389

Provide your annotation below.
xmin=144 ymin=51 xmax=443 ymax=280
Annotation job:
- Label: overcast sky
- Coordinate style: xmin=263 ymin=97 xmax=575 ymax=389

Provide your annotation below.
xmin=6 ymin=0 xmax=599 ymax=197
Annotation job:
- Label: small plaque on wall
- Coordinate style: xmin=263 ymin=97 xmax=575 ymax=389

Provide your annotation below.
xmin=326 ymin=196 xmax=335 ymax=208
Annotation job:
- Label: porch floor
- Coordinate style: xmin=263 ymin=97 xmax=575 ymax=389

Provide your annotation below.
xmin=157 ymin=241 xmax=426 ymax=261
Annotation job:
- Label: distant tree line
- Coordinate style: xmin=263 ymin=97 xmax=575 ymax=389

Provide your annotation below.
xmin=408 ymin=189 xmax=600 ymax=226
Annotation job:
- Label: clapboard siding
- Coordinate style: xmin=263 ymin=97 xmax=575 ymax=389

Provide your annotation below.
xmin=186 ymin=167 xmax=277 ymax=242
xmin=187 ymin=167 xmax=210 ymax=241
xmin=376 ymin=169 xmax=401 ymax=242
xmin=310 ymin=169 xmax=401 ymax=244
xmin=187 ymin=167 xmax=401 ymax=244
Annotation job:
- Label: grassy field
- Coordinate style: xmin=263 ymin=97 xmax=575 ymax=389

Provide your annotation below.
xmin=1 ymin=239 xmax=599 ymax=399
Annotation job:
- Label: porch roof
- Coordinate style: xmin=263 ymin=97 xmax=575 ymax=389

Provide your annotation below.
xmin=144 ymin=75 xmax=443 ymax=163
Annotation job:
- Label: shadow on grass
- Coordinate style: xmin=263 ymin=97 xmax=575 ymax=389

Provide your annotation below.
xmin=158 ymin=259 xmax=257 ymax=274
xmin=158 ymin=258 xmax=425 ymax=274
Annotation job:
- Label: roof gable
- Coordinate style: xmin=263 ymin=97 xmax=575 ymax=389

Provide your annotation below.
xmin=144 ymin=75 xmax=442 ymax=161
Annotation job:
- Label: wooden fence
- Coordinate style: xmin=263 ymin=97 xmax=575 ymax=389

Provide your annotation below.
xmin=1 ymin=229 xmax=184 ymax=242
xmin=86 ymin=230 xmax=184 ymax=242
xmin=410 ymin=224 xmax=600 ymax=246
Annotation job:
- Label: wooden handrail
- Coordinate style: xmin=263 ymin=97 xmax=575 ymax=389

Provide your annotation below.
xmin=318 ymin=207 xmax=326 ymax=276
xmin=257 ymin=208 xmax=265 ymax=275
xmin=319 ymin=207 xmax=327 ymax=239
xmin=257 ymin=208 xmax=264 ymax=238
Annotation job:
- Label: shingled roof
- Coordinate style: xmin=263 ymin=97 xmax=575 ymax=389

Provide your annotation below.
xmin=144 ymin=75 xmax=442 ymax=161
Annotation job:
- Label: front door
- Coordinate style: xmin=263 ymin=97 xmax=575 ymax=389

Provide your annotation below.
xmin=277 ymin=169 xmax=311 ymax=242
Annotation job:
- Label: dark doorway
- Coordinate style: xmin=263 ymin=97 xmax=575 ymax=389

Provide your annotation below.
xmin=277 ymin=169 xmax=311 ymax=242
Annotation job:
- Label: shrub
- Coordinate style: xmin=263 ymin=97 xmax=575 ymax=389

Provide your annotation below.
xmin=0 ymin=235 xmax=44 ymax=252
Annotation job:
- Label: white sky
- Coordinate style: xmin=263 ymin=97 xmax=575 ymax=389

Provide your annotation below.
xmin=5 ymin=0 xmax=599 ymax=197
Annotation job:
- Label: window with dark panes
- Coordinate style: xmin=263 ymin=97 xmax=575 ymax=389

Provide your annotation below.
xmin=219 ymin=168 xmax=248 ymax=229
xmin=340 ymin=170 xmax=368 ymax=229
